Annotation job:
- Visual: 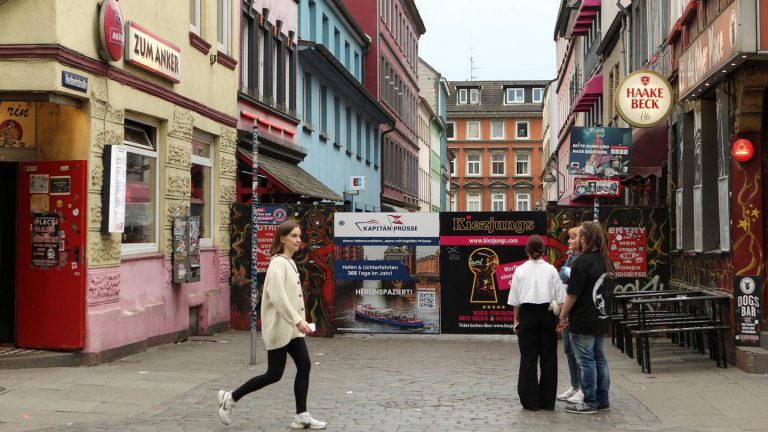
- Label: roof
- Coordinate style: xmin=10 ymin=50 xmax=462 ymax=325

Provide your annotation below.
xmin=446 ymin=80 xmax=549 ymax=115
xmin=237 ymin=148 xmax=343 ymax=201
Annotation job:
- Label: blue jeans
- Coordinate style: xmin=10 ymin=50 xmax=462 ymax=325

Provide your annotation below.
xmin=562 ymin=330 xmax=580 ymax=389
xmin=569 ymin=333 xmax=610 ymax=408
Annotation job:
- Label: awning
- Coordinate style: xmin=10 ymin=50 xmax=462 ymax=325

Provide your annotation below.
xmin=237 ymin=148 xmax=343 ymax=201
xmin=628 ymin=123 xmax=668 ymax=178
xmin=571 ymin=0 xmax=600 ymax=35
xmin=381 ymin=204 xmax=412 ymax=213
xmin=573 ymin=74 xmax=603 ymax=112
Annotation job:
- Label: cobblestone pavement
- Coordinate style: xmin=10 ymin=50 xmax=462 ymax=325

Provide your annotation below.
xmin=2 ymin=331 xmax=767 ymax=432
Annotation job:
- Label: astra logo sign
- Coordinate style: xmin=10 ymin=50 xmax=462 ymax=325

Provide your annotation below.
xmin=355 ymin=215 xmax=416 ymax=232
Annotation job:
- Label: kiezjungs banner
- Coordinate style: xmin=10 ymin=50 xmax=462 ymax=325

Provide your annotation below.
xmin=334 ymin=213 xmax=441 ymax=334
xmin=439 ymin=212 xmax=547 ymax=334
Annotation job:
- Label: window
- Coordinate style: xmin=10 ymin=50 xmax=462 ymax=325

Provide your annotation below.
xmin=466 ymin=153 xmax=481 ymax=176
xmin=190 ymin=0 xmax=200 ymax=34
xmin=506 ymin=88 xmax=524 ymax=103
xmin=458 ymin=88 xmax=467 ymax=104
xmin=191 ymin=130 xmax=214 ymax=247
xmin=450 ymin=156 xmax=456 ymax=176
xmin=303 ymin=73 xmax=312 ymax=126
xmin=320 ymin=86 xmax=328 ymax=134
xmin=467 ymin=193 xmax=482 ymax=211
xmin=515 ymin=121 xmax=530 ymax=139
xmin=469 ymin=88 xmax=480 ymax=104
xmin=490 ymin=121 xmax=504 ymax=139
xmin=333 ymin=28 xmax=341 ymax=57
xmin=515 ymin=153 xmax=530 ymax=176
xmin=334 ymin=97 xmax=341 ymax=143
xmin=533 ymin=88 xmax=544 ymax=103
xmin=365 ymin=122 xmax=371 ymax=161
xmin=344 ymin=42 xmax=350 ymax=68
xmin=356 ymin=115 xmax=362 ymax=156
xmin=446 ymin=122 xmax=455 ymax=140
xmin=466 ymin=121 xmax=481 ymax=140
xmin=491 ymin=153 xmax=505 ymax=175
xmin=321 ymin=14 xmax=329 ymax=45
xmin=309 ymin=1 xmax=316 ymax=40
xmin=122 ymin=118 xmax=158 ymax=254
xmin=354 ymin=52 xmax=360 ymax=78
xmin=346 ymin=107 xmax=352 ymax=150
xmin=217 ymin=0 xmax=231 ymax=54
xmin=449 ymin=194 xmax=457 ymax=211
xmin=516 ymin=192 xmax=530 ymax=211
xmin=491 ymin=193 xmax=506 ymax=211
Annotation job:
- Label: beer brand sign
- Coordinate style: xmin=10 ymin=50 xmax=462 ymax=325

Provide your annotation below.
xmin=98 ymin=0 xmax=124 ymax=62
xmin=125 ymin=21 xmax=181 ymax=83
xmin=616 ymin=70 xmax=673 ymax=128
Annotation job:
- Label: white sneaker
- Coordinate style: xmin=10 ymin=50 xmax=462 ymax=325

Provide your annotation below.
xmin=217 ymin=390 xmax=235 ymax=425
xmin=557 ymin=387 xmax=577 ymax=401
xmin=567 ymin=389 xmax=584 ymax=404
xmin=291 ymin=412 xmax=327 ymax=429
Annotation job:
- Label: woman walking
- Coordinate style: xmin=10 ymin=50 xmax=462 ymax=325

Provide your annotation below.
xmin=217 ymin=220 xmax=326 ymax=429
xmin=508 ymin=235 xmax=566 ymax=411
xmin=556 ymin=227 xmax=583 ymax=404
xmin=557 ymin=221 xmax=614 ymax=414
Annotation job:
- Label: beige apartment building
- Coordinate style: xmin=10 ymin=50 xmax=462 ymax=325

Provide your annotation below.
xmin=0 ymin=0 xmax=239 ymax=362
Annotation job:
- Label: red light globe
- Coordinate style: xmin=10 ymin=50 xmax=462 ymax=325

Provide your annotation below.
xmin=732 ymin=139 xmax=754 ymax=162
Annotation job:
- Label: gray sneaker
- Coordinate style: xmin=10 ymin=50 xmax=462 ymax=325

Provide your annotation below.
xmin=565 ymin=402 xmax=597 ymax=414
xmin=217 ymin=390 xmax=234 ymax=425
xmin=291 ymin=412 xmax=327 ymax=429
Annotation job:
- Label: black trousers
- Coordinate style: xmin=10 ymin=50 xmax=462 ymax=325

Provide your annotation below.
xmin=516 ymin=303 xmax=558 ymax=410
xmin=232 ymin=337 xmax=311 ymax=413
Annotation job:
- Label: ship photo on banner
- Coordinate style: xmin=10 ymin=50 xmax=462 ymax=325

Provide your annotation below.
xmin=334 ymin=213 xmax=440 ymax=334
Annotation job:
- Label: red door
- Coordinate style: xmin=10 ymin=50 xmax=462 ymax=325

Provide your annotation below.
xmin=16 ymin=161 xmax=87 ymax=350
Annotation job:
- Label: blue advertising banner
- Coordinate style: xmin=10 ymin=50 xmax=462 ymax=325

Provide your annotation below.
xmin=334 ymin=213 xmax=440 ymax=334
xmin=568 ymin=127 xmax=633 ymax=177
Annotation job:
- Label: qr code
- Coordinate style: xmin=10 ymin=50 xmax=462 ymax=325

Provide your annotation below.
xmin=418 ymin=291 xmax=436 ymax=309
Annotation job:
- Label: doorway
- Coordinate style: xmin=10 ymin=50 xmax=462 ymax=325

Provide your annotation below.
xmin=0 ymin=163 xmax=17 ymax=343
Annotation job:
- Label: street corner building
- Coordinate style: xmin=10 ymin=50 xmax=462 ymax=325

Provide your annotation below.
xmin=0 ymin=0 xmax=240 ymax=362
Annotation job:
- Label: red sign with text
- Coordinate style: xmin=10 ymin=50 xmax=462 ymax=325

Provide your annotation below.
xmin=608 ymin=227 xmax=647 ymax=278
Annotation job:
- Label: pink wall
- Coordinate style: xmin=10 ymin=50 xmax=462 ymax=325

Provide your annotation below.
xmin=255 ymin=0 xmax=298 ymax=35
xmin=84 ymin=250 xmax=229 ymax=354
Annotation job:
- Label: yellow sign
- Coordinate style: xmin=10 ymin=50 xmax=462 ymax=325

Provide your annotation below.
xmin=0 ymin=101 xmax=36 ymax=148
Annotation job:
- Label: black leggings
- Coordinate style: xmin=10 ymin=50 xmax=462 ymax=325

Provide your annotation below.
xmin=231 ymin=337 xmax=311 ymax=413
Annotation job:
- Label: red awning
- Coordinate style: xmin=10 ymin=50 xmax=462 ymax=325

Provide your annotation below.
xmin=573 ymin=74 xmax=603 ymax=112
xmin=571 ymin=0 xmax=600 ymax=35
xmin=627 ymin=123 xmax=668 ymax=178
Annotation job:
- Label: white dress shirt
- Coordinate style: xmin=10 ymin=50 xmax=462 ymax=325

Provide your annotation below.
xmin=507 ymin=259 xmax=566 ymax=306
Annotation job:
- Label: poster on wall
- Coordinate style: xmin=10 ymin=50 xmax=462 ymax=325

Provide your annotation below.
xmin=439 ymin=211 xmax=547 ymax=334
xmin=608 ymin=227 xmax=647 ymax=278
xmin=32 ymin=213 xmax=59 ymax=267
xmin=734 ymin=276 xmax=762 ymax=347
xmin=0 ymin=101 xmax=36 ymax=148
xmin=568 ymin=127 xmax=632 ymax=177
xmin=334 ymin=212 xmax=441 ymax=334
xmin=256 ymin=205 xmax=289 ymax=273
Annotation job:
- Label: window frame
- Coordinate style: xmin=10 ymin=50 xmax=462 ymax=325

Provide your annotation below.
xmin=217 ymin=0 xmax=232 ymax=54
xmin=506 ymin=88 xmax=524 ymax=104
xmin=446 ymin=121 xmax=456 ymax=140
xmin=466 ymin=153 xmax=481 ymax=176
xmin=458 ymin=88 xmax=468 ymax=104
xmin=466 ymin=121 xmax=481 ymax=140
xmin=450 ymin=155 xmax=457 ymax=176
xmin=515 ymin=121 xmax=530 ymax=139
xmin=490 ymin=121 xmax=505 ymax=140
xmin=190 ymin=129 xmax=215 ymax=248
xmin=469 ymin=88 xmax=480 ymax=104
xmin=516 ymin=192 xmax=531 ymax=211
xmin=466 ymin=193 xmax=482 ymax=211
xmin=449 ymin=194 xmax=457 ymax=211
xmin=190 ymin=0 xmax=201 ymax=34
xmin=491 ymin=193 xmax=506 ymax=211
xmin=532 ymin=88 xmax=544 ymax=103
xmin=490 ymin=152 xmax=506 ymax=176
xmin=122 ymin=115 xmax=160 ymax=256
xmin=515 ymin=153 xmax=530 ymax=176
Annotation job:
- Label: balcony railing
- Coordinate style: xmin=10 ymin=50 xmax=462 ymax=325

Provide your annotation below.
xmin=583 ymin=31 xmax=602 ymax=78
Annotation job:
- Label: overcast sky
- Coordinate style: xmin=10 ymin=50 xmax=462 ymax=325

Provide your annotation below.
xmin=415 ymin=0 xmax=560 ymax=81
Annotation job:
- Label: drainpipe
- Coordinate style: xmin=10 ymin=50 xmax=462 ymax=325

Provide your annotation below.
xmin=379 ymin=124 xmax=396 ymax=211
xmin=616 ymin=1 xmax=630 ymax=76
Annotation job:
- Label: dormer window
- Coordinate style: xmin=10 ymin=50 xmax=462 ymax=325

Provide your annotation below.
xmin=505 ymin=88 xmax=524 ymax=104
xmin=457 ymin=87 xmax=480 ymax=105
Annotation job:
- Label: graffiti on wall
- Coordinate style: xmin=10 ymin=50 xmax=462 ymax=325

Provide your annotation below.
xmin=230 ymin=204 xmax=339 ymax=335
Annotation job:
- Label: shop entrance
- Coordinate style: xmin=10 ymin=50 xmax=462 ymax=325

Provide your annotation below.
xmin=0 ymin=163 xmax=17 ymax=343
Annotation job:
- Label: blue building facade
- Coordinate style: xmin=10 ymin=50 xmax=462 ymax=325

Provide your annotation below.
xmin=297 ymin=0 xmax=393 ymax=211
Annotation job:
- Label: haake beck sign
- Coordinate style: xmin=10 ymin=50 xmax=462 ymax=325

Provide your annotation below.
xmin=616 ymin=69 xmax=673 ymax=128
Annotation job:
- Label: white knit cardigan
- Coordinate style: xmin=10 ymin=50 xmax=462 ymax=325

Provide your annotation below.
xmin=260 ymin=255 xmax=306 ymax=350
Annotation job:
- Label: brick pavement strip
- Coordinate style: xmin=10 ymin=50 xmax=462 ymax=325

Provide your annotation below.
xmin=1 ymin=331 xmax=768 ymax=432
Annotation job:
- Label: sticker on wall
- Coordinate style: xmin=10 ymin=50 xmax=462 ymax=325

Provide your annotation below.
xmin=56 ymin=200 xmax=63 ymax=208
xmin=30 ymin=194 xmax=49 ymax=213
xmin=50 ymin=176 xmax=71 ymax=195
xmin=29 ymin=174 xmax=49 ymax=193
xmin=72 ymin=208 xmax=79 ymax=216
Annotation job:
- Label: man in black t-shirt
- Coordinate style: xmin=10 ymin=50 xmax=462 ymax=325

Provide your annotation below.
xmin=556 ymin=222 xmax=613 ymax=414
